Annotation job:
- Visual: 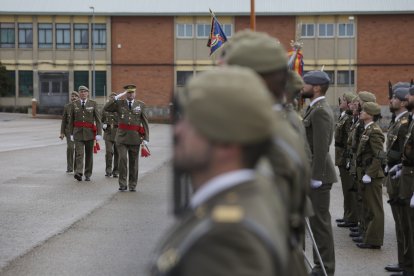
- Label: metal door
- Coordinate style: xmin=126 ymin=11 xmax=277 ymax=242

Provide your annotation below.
xmin=39 ymin=72 xmax=69 ymax=108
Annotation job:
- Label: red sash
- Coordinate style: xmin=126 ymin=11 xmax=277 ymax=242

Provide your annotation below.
xmin=74 ymin=121 xmax=100 ymax=153
xmin=119 ymin=123 xmax=145 ymax=134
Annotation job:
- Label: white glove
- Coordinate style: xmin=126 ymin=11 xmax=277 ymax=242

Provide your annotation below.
xmin=102 ymin=123 xmax=107 ymax=130
xmin=310 ymin=179 xmax=323 ymax=189
xmin=114 ymin=91 xmax=127 ymax=100
xmin=70 ymin=135 xmax=74 ymax=141
xmin=410 ymin=193 xmax=414 ymax=208
xmin=362 ymin=174 xmax=372 ymax=184
xmin=96 ymin=135 xmax=102 ymax=141
xmin=142 ymin=140 xmax=148 ymax=145
xmin=384 ymin=165 xmax=389 ymax=174
xmin=389 ymin=163 xmax=402 ymax=173
xmin=391 ymin=170 xmax=402 ymax=179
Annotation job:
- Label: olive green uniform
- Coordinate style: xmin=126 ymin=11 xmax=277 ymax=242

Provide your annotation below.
xmin=401 ymin=115 xmax=414 ymax=274
xmin=385 ymin=112 xmax=410 ymax=265
xmin=69 ymin=99 xmax=101 ymax=178
xmin=61 ymin=102 xmax=75 ymax=172
xmin=356 ymin=122 xmax=385 ymax=246
xmin=303 ymin=97 xmax=337 ymax=276
xmin=150 ymin=175 xmax=289 ymax=276
xmin=101 ymin=110 xmax=119 ymax=176
xmin=335 ymin=111 xmax=358 ymax=224
xmin=103 ymin=99 xmax=149 ymax=190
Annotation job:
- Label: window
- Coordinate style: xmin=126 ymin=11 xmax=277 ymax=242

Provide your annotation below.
xmin=196 ymin=24 xmax=210 ymax=38
xmin=38 ymin=23 xmax=52 ymax=49
xmin=338 ymin=23 xmax=354 ymax=37
xmin=324 ymin=71 xmax=335 ymax=84
xmin=74 ymin=71 xmax=89 ymax=91
xmin=94 ymin=71 xmax=106 ymax=96
xmin=301 ymin=24 xmax=315 ymax=38
xmin=74 ymin=24 xmax=88 ymax=49
xmin=318 ymin=23 xmax=334 ymax=37
xmin=337 ymin=70 xmax=354 ymax=85
xmin=92 ymin=24 xmax=106 ymax=49
xmin=176 ymin=24 xmax=193 ymax=38
xmin=2 ymin=70 xmax=15 ymax=96
xmin=18 ymin=71 xmax=33 ymax=96
xmin=222 ymin=24 xmax=232 ymax=37
xmin=176 ymin=71 xmax=193 ymax=86
xmin=56 ymin=23 xmax=70 ymax=49
xmin=18 ymin=23 xmax=32 ymax=48
xmin=0 ymin=23 xmax=15 ymax=48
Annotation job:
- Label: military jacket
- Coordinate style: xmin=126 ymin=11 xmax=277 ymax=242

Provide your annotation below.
xmin=356 ymin=122 xmax=385 ymax=178
xmin=60 ymin=102 xmax=73 ymax=135
xmin=69 ymin=99 xmax=102 ymax=141
xmin=302 ymin=98 xmax=337 ymax=183
xmin=334 ymin=111 xmax=353 ymax=167
xmin=386 ymin=112 xmax=410 ymax=166
xmin=104 ymin=99 xmax=149 ymax=146
xmin=101 ymin=110 xmax=119 ymax=142
xmin=150 ymin=175 xmax=288 ymax=276
xmin=401 ymin=115 xmax=414 ymax=198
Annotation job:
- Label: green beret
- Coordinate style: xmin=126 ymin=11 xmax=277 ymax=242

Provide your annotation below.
xmin=393 ymin=87 xmax=409 ymax=101
xmin=71 ymin=91 xmax=79 ymax=97
xmin=358 ymin=91 xmax=376 ymax=103
xmin=303 ymin=71 xmax=330 ymax=85
xmin=362 ymin=102 xmax=381 ymax=116
xmin=78 ymin=85 xmax=89 ymax=92
xmin=180 ymin=67 xmax=275 ymax=144
xmin=285 ymin=71 xmax=304 ymax=97
xmin=224 ymin=30 xmax=288 ymax=73
xmin=342 ymin=91 xmax=357 ymax=102
xmin=123 ymin=84 xmax=137 ymax=92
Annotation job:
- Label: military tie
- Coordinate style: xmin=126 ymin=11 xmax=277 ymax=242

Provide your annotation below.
xmin=81 ymin=101 xmax=85 ymax=109
xmin=128 ymin=101 xmax=132 ymax=110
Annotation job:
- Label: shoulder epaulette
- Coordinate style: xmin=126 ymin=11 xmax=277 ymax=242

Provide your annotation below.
xmin=211 ymin=205 xmax=244 ymax=223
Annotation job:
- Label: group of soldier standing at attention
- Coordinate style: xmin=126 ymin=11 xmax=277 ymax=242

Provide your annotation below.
xmin=59 ymin=84 xmax=149 ymax=192
xmin=57 ymin=29 xmax=414 ymax=276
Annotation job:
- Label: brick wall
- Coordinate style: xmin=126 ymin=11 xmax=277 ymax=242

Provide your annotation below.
xmin=111 ymin=16 xmax=174 ymax=116
xmin=357 ymin=14 xmax=414 ymax=105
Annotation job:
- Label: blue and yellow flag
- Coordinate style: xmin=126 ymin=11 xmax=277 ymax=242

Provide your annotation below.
xmin=207 ymin=13 xmax=227 ymax=56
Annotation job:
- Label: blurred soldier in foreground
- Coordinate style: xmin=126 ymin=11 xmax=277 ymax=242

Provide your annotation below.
xmin=224 ymin=30 xmax=310 ymax=276
xmin=335 ymin=92 xmax=358 ymax=228
xmin=103 ymin=84 xmax=149 ymax=192
xmin=59 ymin=91 xmax=79 ymax=173
xmin=355 ymin=102 xmax=385 ymax=249
xmin=102 ymin=92 xmax=119 ymax=178
xmin=150 ymin=67 xmax=289 ymax=276
xmin=69 ymin=86 xmax=102 ymax=182
xmin=302 ymin=70 xmax=337 ymax=276
xmin=385 ymin=84 xmax=410 ymax=272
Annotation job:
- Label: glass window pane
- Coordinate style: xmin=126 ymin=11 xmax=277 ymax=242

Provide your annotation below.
xmin=327 ymin=24 xmax=334 ymax=36
xmin=347 ymin=23 xmax=354 ymax=36
xmin=74 ymin=71 xmax=89 ymax=91
xmin=95 ymin=71 xmax=106 ymax=96
xmin=197 ymin=24 xmax=203 ymax=37
xmin=177 ymin=24 xmax=184 ymax=37
xmin=319 ymin=24 xmax=325 ymax=36
xmin=18 ymin=71 xmax=33 ymax=96
xmin=177 ymin=71 xmax=193 ymax=86
xmin=186 ymin=24 xmax=192 ymax=37
xmin=338 ymin=24 xmax=346 ymax=36
xmin=301 ymin=25 xmax=306 ymax=36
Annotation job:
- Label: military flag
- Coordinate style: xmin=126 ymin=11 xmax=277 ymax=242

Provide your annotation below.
xmin=288 ymin=40 xmax=304 ymax=76
xmin=207 ymin=9 xmax=227 ymax=56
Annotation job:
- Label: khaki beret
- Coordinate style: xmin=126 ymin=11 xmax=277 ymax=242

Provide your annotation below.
xmin=342 ymin=91 xmax=357 ymax=102
xmin=78 ymin=85 xmax=89 ymax=92
xmin=358 ymin=91 xmax=376 ymax=103
xmin=71 ymin=91 xmax=79 ymax=97
xmin=123 ymin=84 xmax=137 ymax=93
xmin=285 ymin=71 xmax=304 ymax=97
xmin=362 ymin=102 xmax=381 ymax=116
xmin=303 ymin=71 xmax=330 ymax=85
xmin=224 ymin=30 xmax=288 ymax=73
xmin=393 ymin=87 xmax=409 ymax=101
xmin=180 ymin=67 xmax=276 ymax=144
xmin=109 ymin=92 xmax=117 ymax=97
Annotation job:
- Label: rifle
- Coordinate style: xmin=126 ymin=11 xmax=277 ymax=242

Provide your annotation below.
xmin=388 ymin=80 xmax=393 ymax=100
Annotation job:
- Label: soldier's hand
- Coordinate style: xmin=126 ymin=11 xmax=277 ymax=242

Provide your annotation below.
xmin=70 ymin=135 xmax=74 ymax=141
xmin=389 ymin=163 xmax=402 ymax=173
xmin=59 ymin=133 xmax=64 ymax=140
xmin=96 ymin=135 xmax=102 ymax=141
xmin=102 ymin=123 xmax=108 ymax=130
xmin=142 ymin=140 xmax=148 ymax=146
xmin=391 ymin=170 xmax=402 ymax=180
xmin=310 ymin=179 xmax=322 ymax=189
xmin=345 ymin=161 xmax=351 ymax=171
xmin=410 ymin=193 xmax=414 ymax=208
xmin=114 ymin=91 xmax=127 ymax=100
xmin=362 ymin=174 xmax=371 ymax=184
xmin=384 ymin=165 xmax=389 ymax=174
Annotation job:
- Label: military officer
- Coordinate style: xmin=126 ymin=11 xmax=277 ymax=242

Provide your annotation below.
xmin=103 ymin=84 xmax=149 ymax=192
xmin=102 ymin=92 xmax=119 ymax=178
xmin=335 ymin=92 xmax=359 ymax=228
xmin=150 ymin=67 xmax=289 ymax=276
xmin=354 ymin=102 xmax=385 ymax=249
xmin=302 ymin=70 xmax=337 ymax=276
xmin=385 ymin=85 xmax=410 ymax=273
xmin=224 ymin=30 xmax=310 ymax=276
xmin=69 ymin=86 xmax=102 ymax=181
xmin=59 ymin=91 xmax=79 ymax=173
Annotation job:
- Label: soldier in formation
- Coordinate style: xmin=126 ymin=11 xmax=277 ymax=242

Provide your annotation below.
xmin=102 ymin=92 xmax=119 ymax=178
xmin=60 ymin=91 xmax=79 ymax=173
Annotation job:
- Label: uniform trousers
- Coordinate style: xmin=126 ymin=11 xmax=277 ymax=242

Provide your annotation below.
xmin=117 ymin=143 xmax=140 ymax=190
xmin=74 ymin=140 xmax=94 ymax=178
xmin=339 ymin=166 xmax=358 ymax=223
xmin=105 ymin=139 xmax=119 ymax=175
xmin=362 ymin=178 xmax=384 ymax=246
xmin=65 ymin=129 xmax=75 ymax=172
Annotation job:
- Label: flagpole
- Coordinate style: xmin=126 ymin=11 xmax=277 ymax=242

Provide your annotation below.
xmin=250 ymin=0 xmax=256 ymax=30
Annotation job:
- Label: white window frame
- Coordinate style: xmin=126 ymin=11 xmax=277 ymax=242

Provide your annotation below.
xmin=222 ymin=24 xmax=232 ymax=37
xmin=318 ymin=23 xmax=335 ymax=38
xmin=196 ymin=23 xmax=210 ymax=38
xmin=301 ymin=23 xmax=315 ymax=38
xmin=176 ymin=24 xmax=193 ymax=38
xmin=338 ymin=23 xmax=354 ymax=37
